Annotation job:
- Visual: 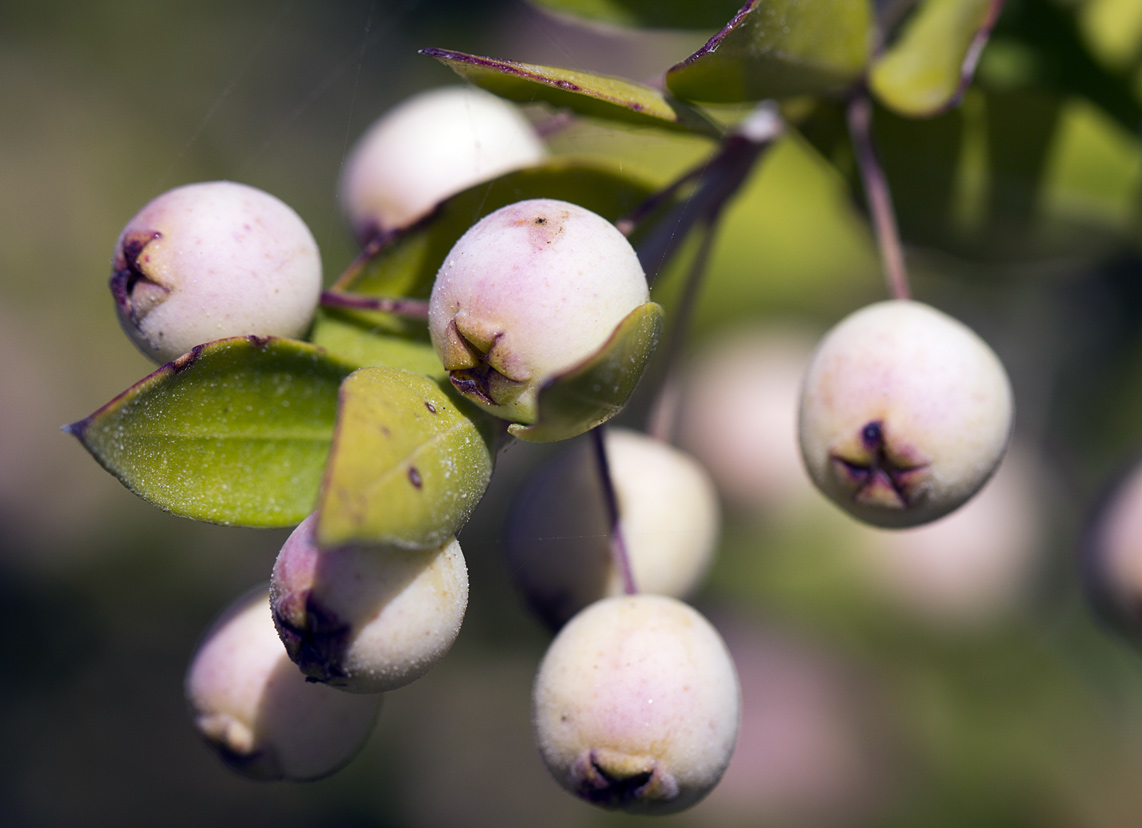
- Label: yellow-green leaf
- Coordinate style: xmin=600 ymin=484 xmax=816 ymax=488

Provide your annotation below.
xmin=870 ymin=0 xmax=999 ymax=118
xmin=509 ymin=302 xmax=664 ymax=443
xmin=422 ymin=48 xmax=720 ymax=137
xmin=317 ymin=367 xmax=495 ymax=549
xmin=666 ymin=0 xmax=873 ymax=103
xmin=65 ymin=337 xmax=356 ymax=526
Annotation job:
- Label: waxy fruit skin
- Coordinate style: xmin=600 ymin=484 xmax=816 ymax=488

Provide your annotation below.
xmin=428 ymin=198 xmax=649 ymax=424
xmin=799 ymin=300 xmax=1014 ymax=528
xmin=506 ymin=427 xmax=720 ymax=629
xmin=111 ymin=181 xmax=322 ymax=364
xmin=340 ymin=86 xmax=546 ymax=241
xmin=533 ymin=594 xmax=740 ymax=814
xmin=270 ymin=513 xmax=468 ymax=694
xmin=185 ymin=586 xmax=380 ymax=781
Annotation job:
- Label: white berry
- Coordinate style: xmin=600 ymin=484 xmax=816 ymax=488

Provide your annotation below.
xmin=428 ymin=198 xmax=649 ymax=424
xmin=111 ymin=181 xmax=322 ymax=364
xmin=270 ymin=512 xmax=468 ymax=694
xmin=798 ymin=300 xmax=1014 ymax=528
xmin=185 ymin=586 xmax=380 ymax=781
xmin=340 ymin=86 xmax=546 ymax=241
xmin=506 ymin=427 xmax=720 ymax=628
xmin=532 ymin=594 xmax=740 ymax=814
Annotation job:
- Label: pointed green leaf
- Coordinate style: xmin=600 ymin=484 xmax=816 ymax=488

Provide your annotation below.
xmin=308 ymin=310 xmax=444 ymax=379
xmin=666 ymin=0 xmax=874 ymax=103
xmin=65 ymin=337 xmax=356 ymax=526
xmin=333 ymin=159 xmax=658 ymax=303
xmin=421 ymin=48 xmax=720 ymax=137
xmin=508 ymin=302 xmax=663 ymax=443
xmin=317 ymin=367 xmax=495 ymax=549
xmin=870 ymin=0 xmax=999 ymax=118
xmin=527 ymin=0 xmax=746 ymax=30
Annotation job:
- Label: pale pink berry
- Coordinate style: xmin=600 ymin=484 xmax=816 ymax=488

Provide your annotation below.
xmin=532 ymin=594 xmax=740 ymax=814
xmin=799 ymin=300 xmax=1014 ymax=528
xmin=428 ymin=198 xmax=649 ymax=425
xmin=340 ymin=86 xmax=546 ymax=241
xmin=111 ymin=181 xmax=322 ymax=364
xmin=185 ymin=586 xmax=380 ymax=781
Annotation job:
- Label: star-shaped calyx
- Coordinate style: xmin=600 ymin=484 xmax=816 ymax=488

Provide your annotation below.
xmin=829 ymin=420 xmax=931 ymax=510
xmin=438 ymin=314 xmax=530 ymax=415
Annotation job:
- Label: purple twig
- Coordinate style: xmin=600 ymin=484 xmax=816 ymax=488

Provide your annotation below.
xmin=320 ymin=291 xmax=430 ymax=319
xmin=847 ymin=93 xmax=911 ymax=301
xmin=591 ymin=426 xmax=637 ymax=595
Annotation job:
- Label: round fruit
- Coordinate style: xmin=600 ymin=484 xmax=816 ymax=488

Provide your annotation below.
xmin=798 ymin=299 xmax=1014 ymax=528
xmin=428 ymin=198 xmax=650 ymax=425
xmin=532 ymin=594 xmax=740 ymax=814
xmin=270 ymin=512 xmax=468 ymax=694
xmin=185 ymin=586 xmax=380 ymax=781
xmin=340 ymin=85 xmax=546 ymax=241
xmin=110 ymin=180 xmax=322 ymax=364
xmin=506 ymin=427 xmax=719 ymax=629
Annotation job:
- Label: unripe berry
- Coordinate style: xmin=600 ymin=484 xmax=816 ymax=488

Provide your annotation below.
xmin=111 ymin=181 xmax=322 ymax=364
xmin=185 ymin=586 xmax=380 ymax=781
xmin=506 ymin=427 xmax=720 ymax=629
xmin=799 ymin=300 xmax=1014 ymax=528
xmin=532 ymin=594 xmax=740 ymax=814
xmin=270 ymin=512 xmax=468 ymax=694
xmin=428 ymin=198 xmax=650 ymax=425
xmin=340 ymin=86 xmax=546 ymax=241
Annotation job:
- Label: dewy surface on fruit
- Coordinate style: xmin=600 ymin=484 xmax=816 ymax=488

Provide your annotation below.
xmin=506 ymin=427 xmax=720 ymax=629
xmin=798 ymin=299 xmax=1013 ymax=528
xmin=532 ymin=594 xmax=740 ymax=814
xmin=428 ymin=198 xmax=650 ymax=425
xmin=185 ymin=586 xmax=380 ymax=782
xmin=111 ymin=181 xmax=322 ymax=365
xmin=270 ymin=512 xmax=468 ymax=694
xmin=340 ymin=85 xmax=546 ymax=241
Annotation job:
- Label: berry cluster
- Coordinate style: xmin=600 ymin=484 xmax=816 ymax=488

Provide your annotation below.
xmin=70 ymin=1 xmax=1072 ymax=816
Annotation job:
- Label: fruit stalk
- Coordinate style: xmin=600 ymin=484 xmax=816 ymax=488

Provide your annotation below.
xmin=591 ymin=425 xmax=637 ymax=595
xmin=846 ymin=92 xmax=911 ymax=301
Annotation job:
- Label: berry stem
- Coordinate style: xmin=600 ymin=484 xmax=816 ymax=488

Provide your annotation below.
xmin=846 ymin=92 xmax=911 ymax=301
xmin=627 ymin=101 xmax=783 ymax=286
xmin=591 ymin=425 xmax=637 ymax=595
xmin=320 ymin=291 xmax=430 ymax=319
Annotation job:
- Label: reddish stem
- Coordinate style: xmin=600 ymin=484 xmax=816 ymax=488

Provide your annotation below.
xmin=320 ymin=291 xmax=430 ymax=319
xmin=846 ymin=93 xmax=911 ymax=301
xmin=591 ymin=426 xmax=637 ymax=595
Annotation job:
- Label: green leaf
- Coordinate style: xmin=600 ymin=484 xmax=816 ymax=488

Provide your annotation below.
xmin=527 ymin=0 xmax=746 ymax=30
xmin=508 ymin=302 xmax=664 ymax=443
xmin=333 ymin=159 xmax=658 ymax=303
xmin=308 ymin=310 xmax=444 ymax=380
xmin=317 ymin=367 xmax=495 ymax=549
xmin=65 ymin=337 xmax=356 ymax=527
xmin=869 ymin=0 xmax=998 ymax=118
xmin=666 ymin=0 xmax=874 ymax=103
xmin=421 ymin=48 xmax=720 ymax=137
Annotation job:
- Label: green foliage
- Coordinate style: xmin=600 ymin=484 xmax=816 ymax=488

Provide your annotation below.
xmin=422 ymin=49 xmax=720 ymax=136
xmin=316 ymin=367 xmax=495 ymax=549
xmin=508 ymin=302 xmax=664 ymax=442
xmin=869 ymin=0 xmax=996 ymax=117
xmin=665 ymin=0 xmax=873 ymax=102
xmin=66 ymin=337 xmax=356 ymax=527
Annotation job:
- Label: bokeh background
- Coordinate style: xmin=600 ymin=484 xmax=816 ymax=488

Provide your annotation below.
xmin=5 ymin=0 xmax=1142 ymax=826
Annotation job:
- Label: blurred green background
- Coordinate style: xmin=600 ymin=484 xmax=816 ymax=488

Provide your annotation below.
xmin=6 ymin=0 xmax=1142 ymax=826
